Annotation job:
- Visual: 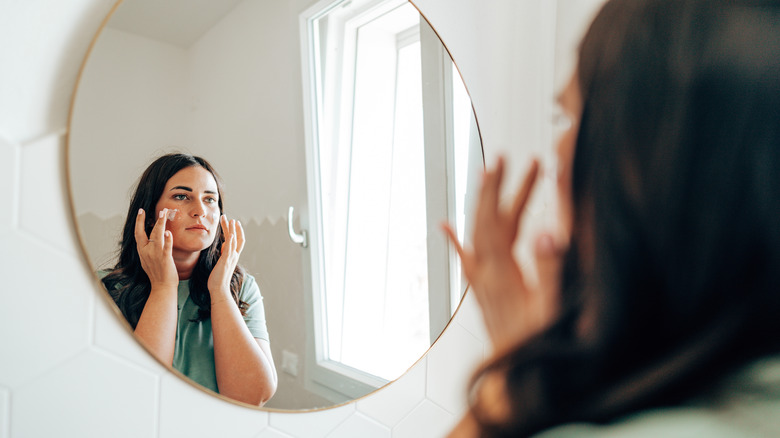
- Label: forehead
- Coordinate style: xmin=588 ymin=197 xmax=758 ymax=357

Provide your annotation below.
xmin=164 ymin=165 xmax=218 ymax=191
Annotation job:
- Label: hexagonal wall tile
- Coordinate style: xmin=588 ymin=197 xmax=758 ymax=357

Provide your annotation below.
xmin=93 ymin=283 xmax=166 ymax=372
xmin=18 ymin=132 xmax=82 ymax=257
xmin=269 ymin=404 xmax=355 ymax=438
xmin=392 ymin=399 xmax=455 ymax=438
xmin=451 ymin=291 xmax=490 ymax=347
xmin=426 ymin=321 xmax=485 ymax=415
xmin=325 ymin=412 xmax=389 ymax=438
xmin=0 ymin=0 xmax=114 ymax=143
xmin=0 ymin=231 xmax=93 ymax=388
xmin=356 ymin=357 xmax=427 ymax=427
xmin=255 ymin=427 xmax=294 ymax=438
xmin=0 ymin=133 xmax=18 ymax=236
xmin=159 ymin=373 xmax=269 ymax=438
xmin=11 ymin=348 xmax=158 ymax=437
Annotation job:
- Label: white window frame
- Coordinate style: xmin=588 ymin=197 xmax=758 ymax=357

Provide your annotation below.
xmin=299 ymin=0 xmax=473 ymax=403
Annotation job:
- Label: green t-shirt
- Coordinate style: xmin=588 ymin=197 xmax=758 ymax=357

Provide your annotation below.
xmin=100 ymin=271 xmax=269 ymax=393
xmin=173 ymin=273 xmax=269 ymax=393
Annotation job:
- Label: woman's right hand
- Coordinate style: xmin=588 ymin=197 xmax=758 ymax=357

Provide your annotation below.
xmin=135 ymin=208 xmax=178 ymax=290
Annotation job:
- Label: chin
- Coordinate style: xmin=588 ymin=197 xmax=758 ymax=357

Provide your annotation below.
xmin=172 ymin=240 xmax=214 ymax=254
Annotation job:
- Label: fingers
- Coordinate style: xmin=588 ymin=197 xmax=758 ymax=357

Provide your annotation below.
xmin=236 ymin=220 xmax=245 ymax=254
xmin=475 ymin=157 xmax=505 ymax=229
xmin=229 ymin=220 xmax=237 ymax=252
xmin=163 ymin=230 xmax=173 ymax=255
xmin=134 ymin=208 xmax=149 ymax=247
xmin=220 ymin=213 xmax=228 ymax=236
xmin=219 ymin=214 xmax=243 ymax=256
xmin=533 ymin=232 xmax=564 ymax=314
xmin=442 ymin=223 xmax=465 ymax=260
xmin=442 ymin=222 xmax=475 ymax=280
xmin=509 ymin=159 xmax=540 ymax=228
xmin=150 ymin=208 xmax=169 ymax=245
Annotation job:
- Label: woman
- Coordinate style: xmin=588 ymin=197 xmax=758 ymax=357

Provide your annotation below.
xmin=446 ymin=0 xmax=780 ymax=436
xmin=101 ymin=153 xmax=277 ymax=406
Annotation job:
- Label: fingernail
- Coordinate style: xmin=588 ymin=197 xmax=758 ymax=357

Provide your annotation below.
xmin=138 ymin=208 xmax=143 ymax=215
xmin=159 ymin=210 xmax=164 ymax=219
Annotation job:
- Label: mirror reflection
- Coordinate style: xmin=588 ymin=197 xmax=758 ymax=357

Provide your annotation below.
xmin=69 ymin=0 xmax=483 ymax=410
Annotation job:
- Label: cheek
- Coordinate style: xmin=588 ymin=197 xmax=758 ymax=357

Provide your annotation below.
xmin=556 ymin=131 xmax=576 ymax=185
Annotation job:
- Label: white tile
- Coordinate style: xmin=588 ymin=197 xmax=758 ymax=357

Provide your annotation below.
xmin=0 ymin=0 xmax=115 ymax=143
xmin=12 ymin=348 xmax=158 ymax=437
xmin=451 ymin=290 xmax=490 ymax=347
xmin=0 ymin=134 xmax=19 ymax=233
xmin=269 ymin=404 xmax=355 ymax=438
xmin=356 ymin=357 xmax=426 ymax=427
xmin=426 ymin=322 xmax=484 ymax=415
xmin=255 ymin=427 xmax=294 ymax=438
xmin=159 ymin=373 xmax=269 ymax=438
xmin=0 ymin=231 xmax=93 ymax=388
xmin=325 ymin=412 xmax=389 ymax=438
xmin=0 ymin=385 xmax=9 ymax=438
xmin=93 ymin=281 xmax=166 ymax=371
xmin=392 ymin=400 xmax=455 ymax=438
xmin=18 ymin=132 xmax=82 ymax=257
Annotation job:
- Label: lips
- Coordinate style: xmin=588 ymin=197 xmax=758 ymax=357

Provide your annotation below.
xmin=186 ymin=224 xmax=208 ymax=231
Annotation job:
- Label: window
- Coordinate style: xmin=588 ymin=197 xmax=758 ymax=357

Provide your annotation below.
xmin=300 ymin=0 xmax=480 ymax=401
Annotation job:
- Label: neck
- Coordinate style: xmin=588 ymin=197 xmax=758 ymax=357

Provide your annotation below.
xmin=173 ymin=250 xmax=200 ymax=280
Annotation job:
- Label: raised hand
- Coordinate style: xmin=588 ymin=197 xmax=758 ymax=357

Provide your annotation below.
xmin=208 ymin=215 xmax=245 ymax=299
xmin=135 ymin=208 xmax=179 ymax=290
xmin=443 ymin=157 xmax=562 ymax=355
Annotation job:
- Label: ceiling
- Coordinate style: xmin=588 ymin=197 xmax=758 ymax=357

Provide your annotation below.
xmin=107 ymin=0 xmax=245 ymax=48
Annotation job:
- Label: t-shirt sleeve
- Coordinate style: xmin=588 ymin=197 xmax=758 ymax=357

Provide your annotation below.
xmin=239 ymin=273 xmax=270 ymax=341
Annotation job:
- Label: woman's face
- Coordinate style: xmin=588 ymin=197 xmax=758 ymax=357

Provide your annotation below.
xmin=154 ymin=165 xmax=221 ymax=255
xmin=554 ymin=73 xmax=583 ymax=240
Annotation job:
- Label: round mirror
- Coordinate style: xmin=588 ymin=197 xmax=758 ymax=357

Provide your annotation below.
xmin=68 ymin=0 xmax=483 ymax=410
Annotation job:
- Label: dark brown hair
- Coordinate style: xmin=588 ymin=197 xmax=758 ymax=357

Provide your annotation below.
xmin=102 ymin=153 xmax=247 ymax=328
xmin=468 ymin=0 xmax=780 ymax=436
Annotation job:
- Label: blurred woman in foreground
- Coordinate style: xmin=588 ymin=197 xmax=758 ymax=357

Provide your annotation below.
xmin=446 ymin=0 xmax=780 ymax=436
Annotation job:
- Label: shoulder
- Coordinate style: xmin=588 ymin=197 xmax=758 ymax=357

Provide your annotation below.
xmin=96 ymin=269 xmax=123 ymax=289
xmin=534 ymin=355 xmax=780 ymax=438
xmin=239 ymin=272 xmax=262 ymax=300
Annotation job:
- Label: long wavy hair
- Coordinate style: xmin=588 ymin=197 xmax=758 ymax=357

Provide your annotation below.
xmin=102 ymin=153 xmax=247 ymax=328
xmin=468 ymin=0 xmax=780 ymax=436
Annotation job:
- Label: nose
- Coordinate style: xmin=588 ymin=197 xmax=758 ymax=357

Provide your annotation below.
xmin=190 ymin=201 xmax=207 ymax=218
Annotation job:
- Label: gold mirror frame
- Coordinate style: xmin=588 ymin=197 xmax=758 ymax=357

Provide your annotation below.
xmin=65 ymin=0 xmax=484 ymax=412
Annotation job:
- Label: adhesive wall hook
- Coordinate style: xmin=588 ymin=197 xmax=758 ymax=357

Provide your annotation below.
xmin=287 ymin=206 xmax=309 ymax=248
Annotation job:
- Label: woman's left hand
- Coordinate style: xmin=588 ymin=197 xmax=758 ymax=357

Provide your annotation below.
xmin=208 ymin=215 xmax=245 ymax=299
xmin=443 ymin=157 xmax=563 ymax=355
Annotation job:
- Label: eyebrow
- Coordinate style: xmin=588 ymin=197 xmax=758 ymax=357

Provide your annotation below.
xmin=170 ymin=186 xmax=218 ymax=195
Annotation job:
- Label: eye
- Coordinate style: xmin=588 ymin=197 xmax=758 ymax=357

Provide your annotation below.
xmin=173 ymin=193 xmax=188 ymax=201
xmin=205 ymin=196 xmax=218 ymax=204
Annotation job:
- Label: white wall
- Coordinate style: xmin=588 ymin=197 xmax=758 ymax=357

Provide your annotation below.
xmin=70 ymin=27 xmax=189 ymax=220
xmin=0 ymin=0 xmax=603 ymax=436
xmin=70 ymin=0 xmax=311 ymax=224
xmin=69 ymin=0 xmax=333 ymax=409
xmin=185 ymin=0 xmax=310 ymax=224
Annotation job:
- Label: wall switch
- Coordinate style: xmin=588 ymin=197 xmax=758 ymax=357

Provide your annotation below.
xmin=281 ymin=349 xmax=299 ymax=377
